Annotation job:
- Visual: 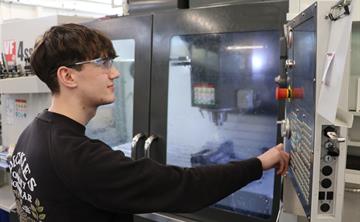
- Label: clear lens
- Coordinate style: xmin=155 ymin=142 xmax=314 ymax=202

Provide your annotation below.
xmin=103 ymin=59 xmax=113 ymax=69
xmin=94 ymin=58 xmax=113 ymax=69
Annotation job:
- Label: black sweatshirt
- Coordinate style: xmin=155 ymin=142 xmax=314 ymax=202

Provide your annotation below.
xmin=9 ymin=110 xmax=263 ymax=222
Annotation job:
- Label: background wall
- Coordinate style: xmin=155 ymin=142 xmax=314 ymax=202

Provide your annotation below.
xmin=0 ymin=0 xmax=124 ymax=52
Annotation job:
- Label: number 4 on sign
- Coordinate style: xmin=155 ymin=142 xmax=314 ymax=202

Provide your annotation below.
xmin=18 ymin=41 xmax=24 ymax=61
xmin=17 ymin=41 xmax=33 ymax=61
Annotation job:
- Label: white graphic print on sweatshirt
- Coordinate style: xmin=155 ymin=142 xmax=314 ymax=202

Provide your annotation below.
xmin=10 ymin=152 xmax=47 ymax=221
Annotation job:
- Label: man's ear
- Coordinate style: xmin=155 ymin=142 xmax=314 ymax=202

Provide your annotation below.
xmin=57 ymin=66 xmax=77 ymax=89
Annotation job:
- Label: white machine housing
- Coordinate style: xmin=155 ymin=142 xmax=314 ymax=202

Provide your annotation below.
xmin=282 ymin=1 xmax=356 ymax=222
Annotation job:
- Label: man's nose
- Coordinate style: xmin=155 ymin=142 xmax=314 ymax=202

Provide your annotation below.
xmin=109 ymin=66 xmax=120 ymax=79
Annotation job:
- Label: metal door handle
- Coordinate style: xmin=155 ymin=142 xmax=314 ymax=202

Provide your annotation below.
xmin=283 ymin=25 xmax=293 ymax=49
xmin=145 ymin=135 xmax=158 ymax=158
xmin=131 ymin=133 xmax=146 ymax=160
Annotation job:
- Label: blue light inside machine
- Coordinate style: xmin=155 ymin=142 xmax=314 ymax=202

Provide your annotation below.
xmin=251 ymin=53 xmax=264 ymax=71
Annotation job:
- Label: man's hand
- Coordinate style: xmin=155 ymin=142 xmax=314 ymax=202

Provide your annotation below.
xmin=257 ymin=143 xmax=290 ymax=175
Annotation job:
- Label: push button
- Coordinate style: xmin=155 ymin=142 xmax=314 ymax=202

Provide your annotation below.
xmin=322 ymin=166 xmax=333 ymax=176
xmin=321 ymin=178 xmax=332 ymax=189
xmin=319 ymin=192 xmax=325 ymax=200
xmin=327 ymin=192 xmax=334 ymax=200
xmin=292 ymin=87 xmax=304 ymax=99
xmin=320 ymin=203 xmax=330 ymax=212
xmin=276 ymin=87 xmax=289 ymax=100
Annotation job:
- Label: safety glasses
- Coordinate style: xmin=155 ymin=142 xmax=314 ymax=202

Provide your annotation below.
xmin=68 ymin=56 xmax=117 ymax=70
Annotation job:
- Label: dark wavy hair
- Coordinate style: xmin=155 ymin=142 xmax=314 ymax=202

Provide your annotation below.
xmin=30 ymin=23 xmax=116 ymax=94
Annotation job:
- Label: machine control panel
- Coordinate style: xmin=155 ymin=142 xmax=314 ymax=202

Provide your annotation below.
xmin=280 ymin=1 xmax=352 ymax=221
xmin=287 ymin=109 xmax=313 ymax=207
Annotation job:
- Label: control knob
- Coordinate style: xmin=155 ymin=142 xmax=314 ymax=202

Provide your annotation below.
xmin=277 ymin=119 xmax=291 ymax=139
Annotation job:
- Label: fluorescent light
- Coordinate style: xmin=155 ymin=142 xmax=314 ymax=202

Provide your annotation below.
xmin=226 ymin=45 xmax=264 ymax=50
xmin=115 ymin=58 xmax=135 ymax=62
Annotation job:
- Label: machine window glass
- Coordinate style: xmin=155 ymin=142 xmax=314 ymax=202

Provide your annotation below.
xmin=166 ymin=32 xmax=279 ymax=218
xmin=85 ymin=39 xmax=135 ymax=157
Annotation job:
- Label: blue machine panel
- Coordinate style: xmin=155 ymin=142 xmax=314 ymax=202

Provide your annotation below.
xmin=286 ymin=14 xmax=316 ymax=217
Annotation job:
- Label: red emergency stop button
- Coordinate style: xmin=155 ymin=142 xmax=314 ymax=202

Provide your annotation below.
xmin=292 ymin=87 xmax=304 ymax=99
xmin=276 ymin=87 xmax=289 ymax=100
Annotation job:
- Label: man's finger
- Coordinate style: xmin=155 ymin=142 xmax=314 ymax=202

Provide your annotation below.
xmin=281 ymin=151 xmax=289 ymax=175
xmin=277 ymin=157 xmax=285 ymax=175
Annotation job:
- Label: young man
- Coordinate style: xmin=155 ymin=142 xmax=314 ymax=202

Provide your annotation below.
xmin=9 ymin=23 xmax=289 ymax=222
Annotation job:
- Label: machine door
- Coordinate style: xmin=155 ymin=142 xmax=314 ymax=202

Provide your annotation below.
xmin=147 ymin=2 xmax=287 ymax=222
xmin=84 ymin=15 xmax=152 ymax=159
